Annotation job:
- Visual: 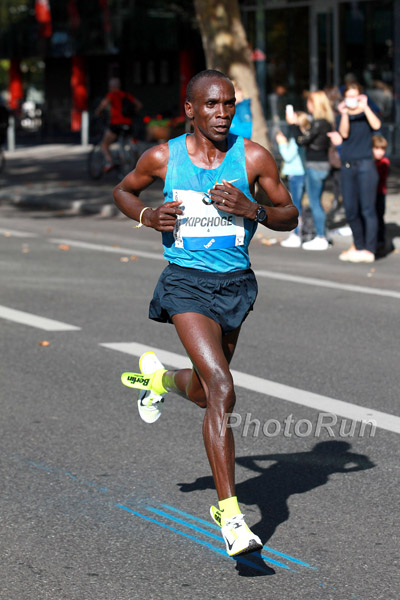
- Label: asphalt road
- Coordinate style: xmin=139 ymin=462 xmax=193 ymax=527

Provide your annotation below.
xmin=0 ymin=209 xmax=399 ymax=600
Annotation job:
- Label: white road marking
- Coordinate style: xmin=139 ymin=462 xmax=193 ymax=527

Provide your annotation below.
xmin=101 ymin=341 xmax=400 ymax=434
xmin=49 ymin=238 xmax=162 ymax=260
xmin=0 ymin=305 xmax=81 ymax=331
xmin=255 ymin=269 xmax=400 ymax=300
xmin=0 ymin=228 xmax=38 ymax=238
xmin=48 ymin=239 xmax=400 ymax=300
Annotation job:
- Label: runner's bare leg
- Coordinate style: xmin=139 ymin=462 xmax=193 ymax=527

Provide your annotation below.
xmin=162 ymin=313 xmax=241 ymax=500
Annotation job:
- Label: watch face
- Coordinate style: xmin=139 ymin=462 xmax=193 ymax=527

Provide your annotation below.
xmin=257 ymin=207 xmax=267 ymax=222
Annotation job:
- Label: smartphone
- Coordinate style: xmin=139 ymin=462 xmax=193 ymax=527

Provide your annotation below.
xmin=285 ymin=104 xmax=294 ymax=119
xmin=345 ymin=97 xmax=358 ymax=109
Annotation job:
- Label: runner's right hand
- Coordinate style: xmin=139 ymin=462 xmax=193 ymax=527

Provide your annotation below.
xmin=143 ymin=200 xmax=182 ymax=232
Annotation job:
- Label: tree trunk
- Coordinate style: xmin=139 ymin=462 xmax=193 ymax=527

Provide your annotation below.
xmin=193 ymin=0 xmax=270 ymax=151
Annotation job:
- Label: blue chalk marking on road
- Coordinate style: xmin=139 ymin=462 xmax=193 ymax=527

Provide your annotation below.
xmin=147 ymin=506 xmax=293 ymax=571
xmin=22 ymin=458 xmax=314 ymax=573
xmin=161 ymin=503 xmax=316 ymax=570
xmin=24 ymin=459 xmax=109 ymax=494
xmin=147 ymin=506 xmax=222 ymax=542
xmin=115 ymin=504 xmax=269 ymax=574
xmin=162 ymin=503 xmax=220 ymax=529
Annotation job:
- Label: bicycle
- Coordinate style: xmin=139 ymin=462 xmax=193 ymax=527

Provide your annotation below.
xmin=0 ymin=145 xmax=5 ymax=174
xmin=87 ymin=122 xmax=140 ymax=180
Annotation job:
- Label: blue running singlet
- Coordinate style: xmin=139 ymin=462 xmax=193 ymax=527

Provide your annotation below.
xmin=162 ymin=133 xmax=258 ymax=273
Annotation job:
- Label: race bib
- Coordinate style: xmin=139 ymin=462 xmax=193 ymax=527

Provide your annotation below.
xmin=172 ymin=189 xmax=245 ymax=251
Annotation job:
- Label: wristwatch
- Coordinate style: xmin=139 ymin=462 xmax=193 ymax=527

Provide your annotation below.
xmin=255 ymin=204 xmax=267 ymax=223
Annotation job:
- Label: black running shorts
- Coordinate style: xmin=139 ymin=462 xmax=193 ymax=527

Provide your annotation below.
xmin=149 ymin=263 xmax=258 ymax=335
xmin=109 ymin=123 xmax=131 ymax=136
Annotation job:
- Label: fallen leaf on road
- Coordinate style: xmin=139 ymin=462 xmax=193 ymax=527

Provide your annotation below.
xmin=261 ymin=238 xmax=278 ymax=246
xmin=58 ymin=244 xmax=70 ymax=251
xmin=120 ymin=257 xmax=129 ymax=262
xmin=130 ymin=255 xmax=137 ymax=261
xmin=38 ymin=340 xmax=50 ymax=346
xmin=113 ymin=244 xmax=120 ymax=248
xmin=4 ymin=232 xmax=11 ymax=237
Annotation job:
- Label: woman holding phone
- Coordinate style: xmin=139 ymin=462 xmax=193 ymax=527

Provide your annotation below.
xmin=337 ymin=82 xmax=381 ymax=263
xmin=295 ymin=90 xmax=333 ymax=251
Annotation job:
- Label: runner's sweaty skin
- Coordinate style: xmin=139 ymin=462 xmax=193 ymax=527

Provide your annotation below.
xmin=113 ymin=73 xmax=298 ymax=502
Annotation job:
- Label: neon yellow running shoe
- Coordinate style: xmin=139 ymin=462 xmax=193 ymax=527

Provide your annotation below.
xmin=124 ymin=351 xmax=167 ymax=424
xmin=210 ymin=506 xmax=262 ymax=557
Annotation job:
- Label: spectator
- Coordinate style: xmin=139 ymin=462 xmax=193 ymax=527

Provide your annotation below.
xmin=230 ymin=81 xmax=252 ymax=139
xmin=325 ymin=85 xmax=343 ymax=216
xmin=296 ymin=90 xmax=334 ymax=250
xmin=337 ymin=82 xmax=381 ymax=263
xmin=276 ymin=111 xmax=310 ymax=247
xmin=372 ymin=135 xmax=390 ymax=253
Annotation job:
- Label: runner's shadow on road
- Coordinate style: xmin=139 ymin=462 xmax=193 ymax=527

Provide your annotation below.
xmin=177 ymin=441 xmax=375 ymax=577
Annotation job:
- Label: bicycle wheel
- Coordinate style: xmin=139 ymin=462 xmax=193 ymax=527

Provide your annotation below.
xmin=87 ymin=145 xmax=104 ymax=180
xmin=118 ymin=139 xmax=139 ymax=176
xmin=0 ymin=148 xmax=5 ymax=174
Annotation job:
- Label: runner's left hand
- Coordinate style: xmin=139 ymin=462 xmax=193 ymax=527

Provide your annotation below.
xmin=210 ymin=180 xmax=256 ymax=220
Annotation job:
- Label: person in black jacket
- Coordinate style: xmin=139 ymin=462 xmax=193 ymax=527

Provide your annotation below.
xmin=295 ymin=91 xmax=333 ymax=250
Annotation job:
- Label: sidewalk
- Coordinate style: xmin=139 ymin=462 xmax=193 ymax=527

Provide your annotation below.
xmin=0 ymin=143 xmax=163 ymax=218
xmin=1 ymin=143 xmax=399 ymax=249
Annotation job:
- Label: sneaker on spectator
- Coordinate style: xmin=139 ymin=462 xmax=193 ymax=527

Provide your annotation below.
xmin=280 ymin=233 xmax=301 ymax=248
xmin=302 ymin=236 xmax=329 ymax=251
xmin=348 ymin=250 xmax=375 ymax=263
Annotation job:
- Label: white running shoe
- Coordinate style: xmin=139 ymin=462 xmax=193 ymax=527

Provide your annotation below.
xmin=339 ymin=246 xmax=356 ymax=262
xmin=137 ymin=352 xmax=166 ymax=424
xmin=210 ymin=506 xmax=263 ymax=557
xmin=348 ymin=249 xmax=375 ymax=263
xmin=302 ymin=236 xmax=329 ymax=251
xmin=280 ymin=233 xmax=301 ymax=248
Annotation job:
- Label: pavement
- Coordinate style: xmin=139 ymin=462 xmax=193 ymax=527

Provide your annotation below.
xmin=1 ymin=143 xmax=400 ymax=251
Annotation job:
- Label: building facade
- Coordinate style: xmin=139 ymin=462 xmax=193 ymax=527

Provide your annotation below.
xmin=0 ymin=0 xmax=399 ymax=150
xmin=242 ymin=0 xmax=398 ymax=121
xmin=0 ymin=1 xmax=202 ymax=141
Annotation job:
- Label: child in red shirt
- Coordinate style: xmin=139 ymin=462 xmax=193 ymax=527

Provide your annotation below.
xmin=372 ymin=135 xmax=390 ymax=251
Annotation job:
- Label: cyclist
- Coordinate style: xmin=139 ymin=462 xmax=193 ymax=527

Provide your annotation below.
xmin=95 ymin=78 xmax=142 ymax=172
xmin=0 ymin=99 xmax=9 ymax=172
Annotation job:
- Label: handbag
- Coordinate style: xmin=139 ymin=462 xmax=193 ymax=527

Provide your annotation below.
xmin=328 ymin=144 xmax=341 ymax=170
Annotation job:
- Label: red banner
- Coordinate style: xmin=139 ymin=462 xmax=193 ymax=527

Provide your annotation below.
xmin=9 ymin=59 xmax=23 ymax=111
xmin=71 ymin=56 xmax=88 ymax=131
xmin=35 ymin=0 xmax=52 ymax=38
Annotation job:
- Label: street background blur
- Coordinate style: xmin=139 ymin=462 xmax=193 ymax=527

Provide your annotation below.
xmin=0 ymin=1 xmax=399 ymax=153
xmin=1 ymin=3 xmax=400 ymax=600
xmin=1 ymin=142 xmax=400 ymax=254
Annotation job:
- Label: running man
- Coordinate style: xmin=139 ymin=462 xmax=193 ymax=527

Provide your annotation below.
xmin=95 ymin=77 xmax=142 ymax=171
xmin=114 ymin=70 xmax=298 ymax=557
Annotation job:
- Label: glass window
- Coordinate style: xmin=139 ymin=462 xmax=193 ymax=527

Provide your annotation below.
xmin=340 ymin=0 xmax=394 ymax=121
xmin=247 ymin=6 xmax=309 ymax=119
